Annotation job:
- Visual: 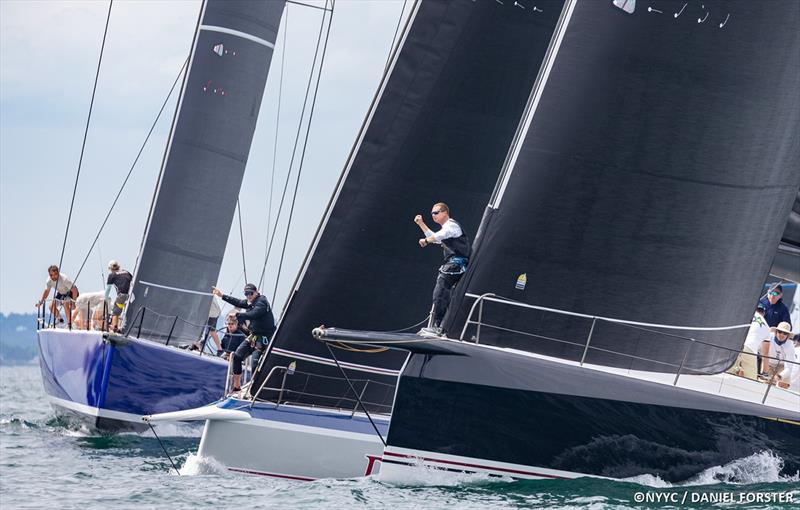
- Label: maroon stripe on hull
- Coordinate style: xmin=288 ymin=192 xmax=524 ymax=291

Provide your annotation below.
xmin=382 ymin=451 xmax=570 ymax=479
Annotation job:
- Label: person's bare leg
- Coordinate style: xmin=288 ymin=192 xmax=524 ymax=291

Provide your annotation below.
xmin=64 ymin=301 xmax=74 ymax=326
xmin=209 ymin=330 xmax=221 ymax=352
xmin=49 ymin=301 xmax=62 ymax=322
xmin=232 ymin=373 xmax=241 ymax=391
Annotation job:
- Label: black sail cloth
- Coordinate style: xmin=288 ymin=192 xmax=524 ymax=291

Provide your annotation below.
xmin=126 ymin=1 xmax=286 ymax=342
xmin=252 ymin=0 xmax=569 ymax=410
xmin=444 ymin=0 xmax=800 ymax=374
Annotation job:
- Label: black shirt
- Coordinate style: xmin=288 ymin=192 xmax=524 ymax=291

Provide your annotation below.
xmin=221 ymin=293 xmax=276 ymax=338
xmin=107 ymin=270 xmax=133 ymax=294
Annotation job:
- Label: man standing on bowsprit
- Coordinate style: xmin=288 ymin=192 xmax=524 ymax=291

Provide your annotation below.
xmin=415 ymin=202 xmax=470 ymax=337
xmin=212 ymin=283 xmax=275 ymax=392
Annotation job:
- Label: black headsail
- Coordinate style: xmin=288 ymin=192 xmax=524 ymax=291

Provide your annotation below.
xmin=444 ymin=0 xmax=800 ymax=373
xmin=252 ymin=0 xmax=569 ymax=410
xmin=126 ymin=0 xmax=286 ymax=342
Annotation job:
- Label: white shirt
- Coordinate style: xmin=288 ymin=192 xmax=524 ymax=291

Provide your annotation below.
xmin=743 ymin=313 xmax=770 ymax=353
xmin=75 ymin=291 xmax=110 ymax=311
xmin=425 ymin=219 xmax=462 ymax=244
xmin=45 ymin=273 xmax=74 ymax=295
xmin=765 ymin=336 xmax=797 ymax=381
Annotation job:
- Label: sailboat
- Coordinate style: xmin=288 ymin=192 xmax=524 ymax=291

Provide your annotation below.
xmin=37 ymin=0 xmax=286 ymax=432
xmin=318 ymin=0 xmax=800 ymax=482
xmin=147 ymin=0 xmax=569 ymax=479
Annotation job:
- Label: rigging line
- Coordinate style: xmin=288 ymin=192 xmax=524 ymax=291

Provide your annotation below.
xmin=145 ymin=421 xmax=181 ymax=476
xmin=255 ymin=1 xmax=330 ymax=297
xmin=325 ymin=343 xmax=387 ymax=447
xmin=236 ymin=198 xmax=248 ymax=283
xmin=272 ymin=0 xmax=335 ymax=304
xmin=71 ymin=58 xmax=189 ymax=286
xmin=384 ymin=0 xmax=408 ymax=73
xmin=57 ymin=0 xmax=113 ymax=289
xmin=259 ymin=8 xmax=289 ymax=289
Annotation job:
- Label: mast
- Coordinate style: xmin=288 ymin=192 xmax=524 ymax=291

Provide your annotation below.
xmin=251 ymin=0 xmax=570 ymax=408
xmin=126 ymin=0 xmax=286 ymax=342
xmin=444 ymin=0 xmax=800 ymax=373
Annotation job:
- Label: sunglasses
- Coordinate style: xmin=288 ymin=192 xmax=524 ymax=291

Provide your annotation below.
xmin=431 ymin=210 xmax=443 ymax=216
xmin=776 ymin=330 xmax=790 ymax=336
xmin=244 ymin=291 xmax=255 ymax=296
xmin=768 ymin=291 xmax=781 ymax=297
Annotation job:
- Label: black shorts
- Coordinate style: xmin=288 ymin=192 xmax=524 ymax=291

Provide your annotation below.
xmin=55 ymin=292 xmax=74 ymax=302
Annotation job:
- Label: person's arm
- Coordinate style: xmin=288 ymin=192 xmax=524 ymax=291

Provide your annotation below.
xmin=414 ymin=215 xmax=433 ymax=235
xmin=778 ymin=344 xmax=797 ymax=382
xmin=759 ymin=341 xmax=770 ymax=373
xmin=419 ymin=221 xmax=461 ymax=247
xmin=213 ymin=286 xmax=248 ymax=308
xmin=37 ymin=287 xmax=49 ymax=307
xmin=222 ymin=294 xmax=248 ymax=309
xmin=237 ymin=298 xmax=269 ymax=320
xmin=779 ymin=306 xmax=791 ymax=327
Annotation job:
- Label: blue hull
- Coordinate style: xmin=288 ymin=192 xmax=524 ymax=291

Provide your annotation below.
xmin=37 ymin=329 xmax=228 ymax=432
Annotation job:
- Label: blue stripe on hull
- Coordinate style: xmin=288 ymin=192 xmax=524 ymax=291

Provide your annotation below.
xmin=38 ymin=330 xmax=228 ymax=429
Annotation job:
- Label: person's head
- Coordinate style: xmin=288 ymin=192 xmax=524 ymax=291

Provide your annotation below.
xmin=225 ymin=313 xmax=239 ymax=332
xmin=767 ymin=285 xmax=783 ymax=305
xmin=243 ymin=283 xmax=259 ymax=303
xmin=756 ymin=303 xmax=766 ymax=316
xmin=431 ymin=202 xmax=450 ymax=226
xmin=47 ymin=265 xmax=59 ymax=280
xmin=772 ymin=321 xmax=792 ymax=345
xmin=107 ymin=260 xmax=120 ymax=272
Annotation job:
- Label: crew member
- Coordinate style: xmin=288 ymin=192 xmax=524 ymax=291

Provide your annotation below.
xmin=36 ymin=265 xmax=78 ymax=324
xmin=414 ymin=202 xmax=470 ymax=337
xmin=212 ymin=283 xmax=276 ymax=392
xmin=105 ymin=260 xmax=132 ymax=332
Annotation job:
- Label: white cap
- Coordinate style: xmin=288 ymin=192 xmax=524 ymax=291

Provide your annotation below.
xmin=107 ymin=260 xmax=120 ymax=271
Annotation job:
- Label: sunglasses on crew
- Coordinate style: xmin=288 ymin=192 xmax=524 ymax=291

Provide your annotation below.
xmin=244 ymin=291 xmax=255 ymax=296
xmin=769 ymin=290 xmax=781 ymax=297
xmin=431 ymin=210 xmax=443 ymax=216
xmin=776 ymin=330 xmax=789 ymax=336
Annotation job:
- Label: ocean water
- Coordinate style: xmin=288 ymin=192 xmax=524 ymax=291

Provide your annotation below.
xmin=1 ymin=364 xmax=797 ymax=510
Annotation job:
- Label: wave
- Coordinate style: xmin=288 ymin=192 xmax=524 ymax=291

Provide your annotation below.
xmin=178 ymin=453 xmax=230 ymax=476
xmin=378 ymin=457 xmax=514 ymax=487
xmin=623 ymin=451 xmax=800 ymax=487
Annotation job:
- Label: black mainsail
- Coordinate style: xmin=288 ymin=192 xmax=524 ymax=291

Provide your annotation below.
xmin=252 ymin=0 xmax=569 ymax=409
xmin=443 ymin=0 xmax=800 ymax=373
xmin=345 ymin=0 xmax=800 ymax=482
xmin=126 ymin=0 xmax=286 ymax=341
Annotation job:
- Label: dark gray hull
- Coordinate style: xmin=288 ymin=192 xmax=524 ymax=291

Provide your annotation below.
xmin=381 ymin=338 xmax=800 ymax=481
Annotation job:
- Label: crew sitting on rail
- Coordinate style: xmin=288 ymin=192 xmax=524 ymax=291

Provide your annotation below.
xmin=36 ymin=265 xmax=79 ymax=325
xmin=219 ymin=312 xmax=247 ymax=361
xmin=105 ymin=260 xmax=132 ymax=333
xmin=758 ymin=321 xmax=796 ymax=389
xmin=72 ymin=291 xmax=111 ymax=330
xmin=212 ymin=283 xmax=276 ymax=393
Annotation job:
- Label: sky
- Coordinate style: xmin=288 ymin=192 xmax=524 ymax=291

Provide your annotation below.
xmin=0 ymin=0 xmax=410 ymax=315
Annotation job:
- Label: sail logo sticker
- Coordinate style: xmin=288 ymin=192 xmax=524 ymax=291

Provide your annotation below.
xmin=213 ymin=43 xmax=224 ymax=57
xmin=515 ymin=273 xmax=527 ymax=291
xmin=612 ymin=0 xmax=635 ymax=14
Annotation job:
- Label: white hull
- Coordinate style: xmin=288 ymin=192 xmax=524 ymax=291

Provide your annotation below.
xmin=196 ymin=400 xmax=388 ymax=480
